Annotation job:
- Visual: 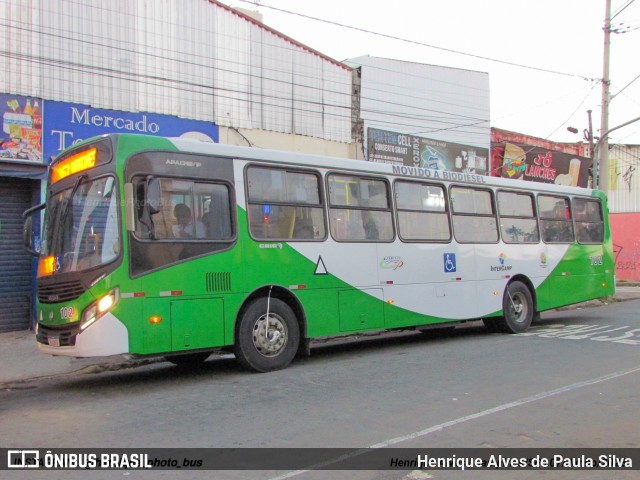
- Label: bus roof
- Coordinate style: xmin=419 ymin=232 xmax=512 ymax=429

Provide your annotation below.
xmin=117 ymin=133 xmax=598 ymax=197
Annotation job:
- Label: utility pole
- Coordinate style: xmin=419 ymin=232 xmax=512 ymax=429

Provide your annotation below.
xmin=598 ymin=0 xmax=611 ymax=191
xmin=587 ymin=109 xmax=594 ymax=159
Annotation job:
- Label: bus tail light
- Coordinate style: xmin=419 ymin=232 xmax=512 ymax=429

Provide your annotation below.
xmin=81 ymin=288 xmax=119 ymax=331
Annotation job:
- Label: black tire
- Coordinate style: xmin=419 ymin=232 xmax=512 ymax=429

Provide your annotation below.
xmin=495 ymin=281 xmax=534 ymax=333
xmin=165 ymin=352 xmax=211 ymax=368
xmin=235 ymin=297 xmax=300 ymax=373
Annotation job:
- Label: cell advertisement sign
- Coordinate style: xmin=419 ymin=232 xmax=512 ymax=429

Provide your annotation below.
xmin=0 ymin=93 xmax=43 ymax=163
xmin=367 ymin=127 xmax=489 ymax=175
xmin=43 ymin=101 xmax=219 ymax=163
xmin=499 ymin=143 xmax=590 ymax=188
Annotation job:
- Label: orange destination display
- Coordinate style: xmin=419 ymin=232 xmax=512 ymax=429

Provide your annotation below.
xmin=51 ymin=147 xmax=97 ymax=183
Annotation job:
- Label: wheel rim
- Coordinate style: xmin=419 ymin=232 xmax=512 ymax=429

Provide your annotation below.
xmin=252 ymin=313 xmax=288 ymax=357
xmin=509 ymin=291 xmax=528 ymax=324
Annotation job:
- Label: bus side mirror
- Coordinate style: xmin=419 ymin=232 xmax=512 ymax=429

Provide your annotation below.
xmin=147 ymin=178 xmax=161 ymax=215
xmin=23 ymin=203 xmax=45 ymax=256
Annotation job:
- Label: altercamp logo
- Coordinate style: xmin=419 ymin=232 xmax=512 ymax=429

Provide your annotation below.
xmin=491 ymin=253 xmax=512 ymax=272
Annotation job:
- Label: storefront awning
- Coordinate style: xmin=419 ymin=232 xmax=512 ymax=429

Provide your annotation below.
xmin=0 ymin=160 xmax=48 ymax=179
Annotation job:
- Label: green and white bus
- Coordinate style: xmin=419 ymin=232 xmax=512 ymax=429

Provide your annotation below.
xmin=24 ymin=133 xmax=614 ymax=372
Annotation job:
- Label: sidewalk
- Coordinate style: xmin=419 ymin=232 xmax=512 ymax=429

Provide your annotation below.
xmin=0 ymin=329 xmax=156 ymax=385
xmin=2 ymin=286 xmax=639 ymax=386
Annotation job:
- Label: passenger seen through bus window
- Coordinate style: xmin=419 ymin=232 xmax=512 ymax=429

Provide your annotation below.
xmin=172 ymin=203 xmax=205 ymax=239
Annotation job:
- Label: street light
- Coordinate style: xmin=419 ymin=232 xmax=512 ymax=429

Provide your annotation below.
xmin=567 ymin=110 xmax=595 ymax=186
xmin=593 ymin=115 xmax=640 ymax=190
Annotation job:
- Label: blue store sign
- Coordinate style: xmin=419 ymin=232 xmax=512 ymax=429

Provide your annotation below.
xmin=43 ymin=101 xmax=219 ymax=163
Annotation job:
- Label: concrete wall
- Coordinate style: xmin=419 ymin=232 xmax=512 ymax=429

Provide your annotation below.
xmin=218 ymin=127 xmax=363 ymax=160
xmin=610 ymin=213 xmax=640 ymax=282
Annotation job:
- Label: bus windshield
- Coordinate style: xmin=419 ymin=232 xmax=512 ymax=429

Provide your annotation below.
xmin=40 ymin=176 xmax=120 ymax=275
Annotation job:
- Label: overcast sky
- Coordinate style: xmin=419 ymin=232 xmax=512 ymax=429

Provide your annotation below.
xmin=224 ymin=0 xmax=640 ymax=145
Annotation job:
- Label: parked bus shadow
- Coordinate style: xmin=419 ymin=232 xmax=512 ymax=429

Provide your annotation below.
xmin=11 ymin=316 xmax=585 ymax=396
xmin=11 ymin=322 xmax=493 ymax=394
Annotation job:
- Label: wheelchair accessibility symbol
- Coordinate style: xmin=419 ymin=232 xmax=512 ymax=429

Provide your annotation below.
xmin=444 ymin=253 xmax=456 ymax=273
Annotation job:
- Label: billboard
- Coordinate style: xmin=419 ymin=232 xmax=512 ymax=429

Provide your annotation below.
xmin=497 ymin=142 xmax=590 ymax=188
xmin=42 ymin=101 xmax=219 ymax=162
xmin=367 ymin=127 xmax=489 ymax=175
xmin=0 ymin=94 xmax=43 ymax=163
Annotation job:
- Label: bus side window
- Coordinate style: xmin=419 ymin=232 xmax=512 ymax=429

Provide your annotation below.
xmin=200 ymin=185 xmax=232 ymax=240
xmin=246 ymin=166 xmax=325 ymax=241
xmin=395 ymin=181 xmax=450 ymax=242
xmin=327 ymin=174 xmax=393 ymax=242
xmin=450 ymin=186 xmax=498 ymax=243
xmin=497 ymin=191 xmax=539 ymax=244
xmin=538 ymin=195 xmax=574 ymax=243
xmin=129 ymin=177 xmax=234 ymax=275
xmin=574 ymin=198 xmax=604 ymax=244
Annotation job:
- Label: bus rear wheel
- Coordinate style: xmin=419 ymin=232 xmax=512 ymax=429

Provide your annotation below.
xmin=496 ymin=281 xmax=534 ymax=334
xmin=235 ymin=297 xmax=300 ymax=373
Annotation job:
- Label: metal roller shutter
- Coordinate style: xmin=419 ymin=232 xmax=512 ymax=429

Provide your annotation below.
xmin=0 ymin=177 xmax=36 ymax=331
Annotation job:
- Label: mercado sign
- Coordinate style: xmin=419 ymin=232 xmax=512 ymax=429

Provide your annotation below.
xmin=43 ymin=101 xmax=219 ymax=163
xmin=367 ymin=127 xmax=489 ymax=175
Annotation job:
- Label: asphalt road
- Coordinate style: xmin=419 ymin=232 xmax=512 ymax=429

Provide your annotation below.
xmin=1 ymin=300 xmax=639 ymax=480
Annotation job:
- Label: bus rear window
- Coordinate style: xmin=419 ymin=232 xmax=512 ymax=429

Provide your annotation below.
xmin=573 ymin=198 xmax=603 ymax=244
xmin=539 ymin=195 xmax=574 ymax=243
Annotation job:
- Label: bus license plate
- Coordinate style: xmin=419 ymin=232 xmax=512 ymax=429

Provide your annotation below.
xmin=48 ymin=336 xmax=60 ymax=347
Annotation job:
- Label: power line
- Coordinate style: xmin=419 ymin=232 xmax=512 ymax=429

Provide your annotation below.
xmin=544 ymin=82 xmax=599 ymax=139
xmin=612 ymin=72 xmax=640 ymax=98
xmin=0 ymin=49 xmax=489 ymax=138
xmin=1 ymin=20 xmax=492 ymax=127
xmin=611 ymin=0 xmax=637 ymax=20
xmin=239 ymin=0 xmax=599 ymax=81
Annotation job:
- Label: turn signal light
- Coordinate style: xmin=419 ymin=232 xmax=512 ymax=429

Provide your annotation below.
xmin=149 ymin=316 xmax=162 ymax=325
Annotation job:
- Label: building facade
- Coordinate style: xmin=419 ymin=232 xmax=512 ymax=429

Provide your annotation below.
xmin=0 ymin=0 xmax=356 ymax=331
xmin=607 ymin=144 xmax=640 ymax=282
xmin=345 ymin=56 xmax=491 ymax=171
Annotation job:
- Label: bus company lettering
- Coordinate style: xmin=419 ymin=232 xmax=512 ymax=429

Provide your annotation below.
xmin=491 ymin=264 xmax=513 ymax=272
xmin=392 ymin=165 xmax=486 ymax=184
xmin=165 ymin=159 xmax=202 ymax=168
xmin=259 ymin=243 xmax=283 ymax=249
xmin=380 ymin=256 xmax=404 ymax=270
xmin=71 ymin=107 xmax=160 ymax=133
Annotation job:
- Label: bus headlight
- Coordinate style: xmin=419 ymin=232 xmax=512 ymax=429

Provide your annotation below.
xmin=81 ymin=288 xmax=119 ymax=331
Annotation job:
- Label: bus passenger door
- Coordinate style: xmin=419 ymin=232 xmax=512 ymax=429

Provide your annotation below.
xmin=170 ymin=298 xmax=225 ymax=351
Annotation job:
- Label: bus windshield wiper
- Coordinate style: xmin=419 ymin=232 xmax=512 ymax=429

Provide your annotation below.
xmin=52 ymin=174 xmax=87 ymax=254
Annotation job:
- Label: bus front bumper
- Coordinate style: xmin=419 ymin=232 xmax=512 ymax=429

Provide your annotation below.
xmin=37 ymin=312 xmax=129 ymax=357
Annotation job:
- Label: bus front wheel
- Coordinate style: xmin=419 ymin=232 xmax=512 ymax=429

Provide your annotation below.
xmin=235 ymin=297 xmax=300 ymax=373
xmin=496 ymin=281 xmax=534 ymax=334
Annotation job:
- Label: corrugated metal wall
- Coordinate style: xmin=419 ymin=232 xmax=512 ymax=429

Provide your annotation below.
xmin=0 ymin=178 xmax=35 ymax=331
xmin=346 ymin=56 xmax=491 ymax=150
xmin=607 ymin=144 xmax=640 ymax=213
xmin=0 ymin=0 xmax=353 ymax=143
